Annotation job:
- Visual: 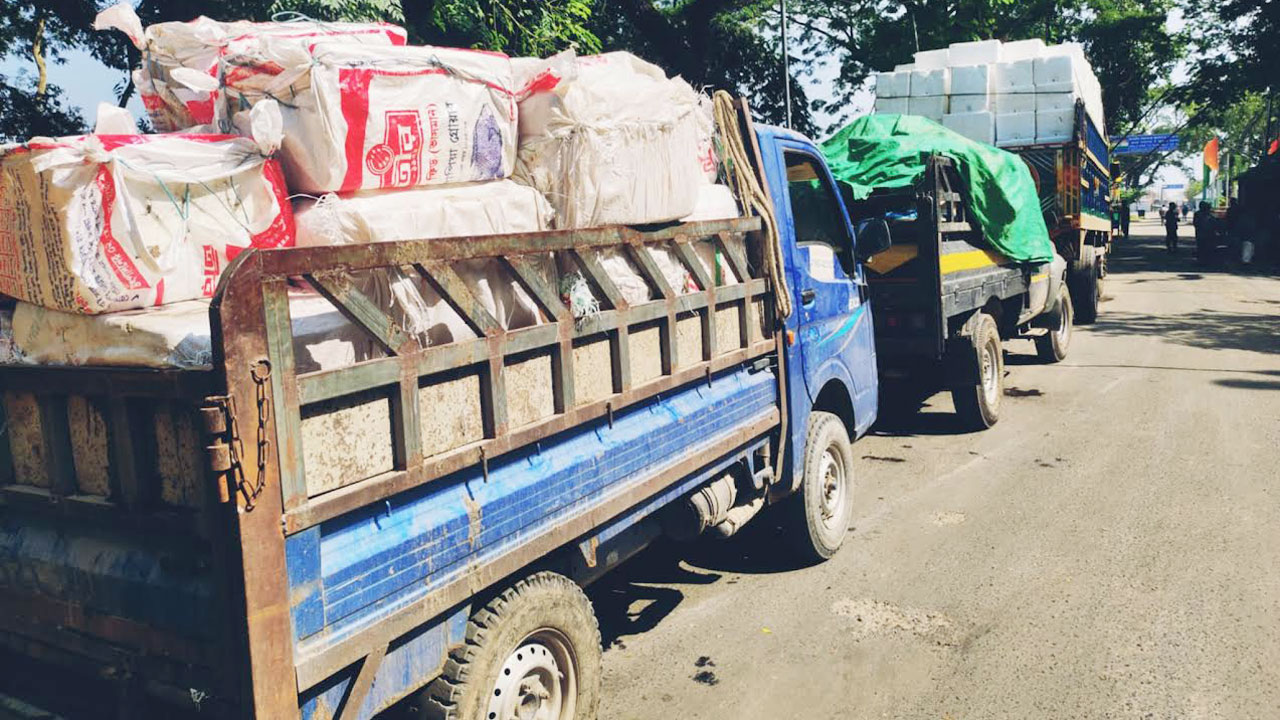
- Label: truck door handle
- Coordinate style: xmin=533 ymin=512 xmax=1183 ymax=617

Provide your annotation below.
xmin=800 ymin=289 xmax=816 ymax=305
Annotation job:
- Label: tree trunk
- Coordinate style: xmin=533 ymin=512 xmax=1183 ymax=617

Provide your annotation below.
xmin=33 ymin=16 xmax=48 ymax=100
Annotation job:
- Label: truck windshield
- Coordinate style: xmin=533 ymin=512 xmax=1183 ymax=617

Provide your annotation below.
xmin=785 ymin=151 xmax=854 ymax=277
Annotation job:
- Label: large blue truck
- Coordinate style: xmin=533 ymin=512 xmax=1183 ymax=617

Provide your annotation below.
xmin=0 ymin=103 xmax=891 ymax=719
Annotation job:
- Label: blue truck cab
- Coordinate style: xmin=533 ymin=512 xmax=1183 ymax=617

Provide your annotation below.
xmin=0 ymin=109 xmax=885 ymax=720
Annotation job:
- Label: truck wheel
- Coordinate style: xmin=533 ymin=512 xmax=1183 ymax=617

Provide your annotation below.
xmin=1034 ymin=291 xmax=1073 ymax=363
xmin=420 ymin=572 xmax=602 ymax=720
xmin=785 ymin=410 xmax=855 ymax=563
xmin=1069 ymin=252 xmax=1100 ymax=324
xmin=950 ymin=312 xmax=1002 ymax=431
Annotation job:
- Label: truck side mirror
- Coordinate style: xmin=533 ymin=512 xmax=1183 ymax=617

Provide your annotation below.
xmin=855 ymin=218 xmax=892 ymax=261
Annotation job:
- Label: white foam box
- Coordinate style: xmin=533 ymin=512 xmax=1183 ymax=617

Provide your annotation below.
xmin=875 ymin=71 xmax=912 ymax=98
xmin=947 ymin=40 xmax=1002 ymax=66
xmin=995 ymin=60 xmax=1036 ymax=93
xmin=1036 ymin=92 xmax=1077 ymax=112
xmin=994 ymin=93 xmax=1036 ymax=114
xmin=910 ymin=68 xmax=950 ymax=97
xmin=913 ymin=48 xmax=950 ymax=70
xmin=875 ymin=97 xmax=910 ymax=115
xmin=950 ymin=94 xmax=992 ymax=113
xmin=995 ymin=112 xmax=1036 ymax=147
xmin=999 ymin=39 xmax=1046 ymax=63
xmin=893 ymin=63 xmax=916 ymax=72
xmin=950 ymin=64 xmax=994 ymax=95
xmin=908 ymin=96 xmax=948 ymax=121
xmin=1036 ymin=109 xmax=1076 ymax=144
xmin=942 ymin=112 xmax=995 ymax=145
xmin=1034 ymin=45 xmax=1087 ymax=92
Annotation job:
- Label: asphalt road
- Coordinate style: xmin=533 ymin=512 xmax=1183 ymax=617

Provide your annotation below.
xmin=590 ymin=220 xmax=1280 ymax=720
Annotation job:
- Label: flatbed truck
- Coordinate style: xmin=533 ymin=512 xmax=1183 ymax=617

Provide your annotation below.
xmin=847 ymin=155 xmax=1070 ymax=430
xmin=0 ymin=105 xmax=890 ymax=720
xmin=1004 ymin=99 xmax=1112 ymax=323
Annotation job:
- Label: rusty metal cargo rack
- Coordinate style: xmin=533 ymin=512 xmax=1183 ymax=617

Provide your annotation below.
xmin=211 ymin=214 xmax=778 ymax=714
xmin=214 ymin=215 xmax=773 ymax=531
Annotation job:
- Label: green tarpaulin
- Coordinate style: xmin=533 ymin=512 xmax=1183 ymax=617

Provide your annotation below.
xmin=821 ymin=114 xmax=1054 ymax=264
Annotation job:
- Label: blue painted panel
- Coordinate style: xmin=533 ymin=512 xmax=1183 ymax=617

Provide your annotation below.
xmin=287 ymin=527 xmax=325 ymax=641
xmin=299 ymin=604 xmax=469 ymax=720
xmin=754 ymin=125 xmax=880 ymax=446
xmin=0 ymin=515 xmax=215 ymax=637
xmin=290 ymin=365 xmax=778 ymax=659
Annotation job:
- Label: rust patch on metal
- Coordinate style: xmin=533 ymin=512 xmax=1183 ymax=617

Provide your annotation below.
xmin=463 ymin=493 xmax=483 ymax=549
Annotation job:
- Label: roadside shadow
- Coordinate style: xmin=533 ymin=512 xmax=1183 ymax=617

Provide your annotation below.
xmin=1213 ymin=377 xmax=1280 ymax=391
xmin=1085 ymin=309 xmax=1280 ymax=355
xmin=591 ymin=517 xmax=825 ymax=648
xmin=871 ymin=377 xmax=976 ymax=437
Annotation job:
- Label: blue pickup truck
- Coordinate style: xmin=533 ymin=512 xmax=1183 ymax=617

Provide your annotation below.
xmin=0 ymin=103 xmax=889 ymax=720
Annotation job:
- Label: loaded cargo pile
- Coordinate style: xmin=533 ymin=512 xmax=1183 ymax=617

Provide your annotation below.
xmin=873 ymin=38 xmax=1105 ymax=147
xmin=0 ymin=4 xmax=742 ymax=370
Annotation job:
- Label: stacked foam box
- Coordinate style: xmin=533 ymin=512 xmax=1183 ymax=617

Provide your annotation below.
xmin=873 ymin=38 xmax=1105 ymax=148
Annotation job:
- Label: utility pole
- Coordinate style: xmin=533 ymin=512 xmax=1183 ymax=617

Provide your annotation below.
xmin=781 ymin=0 xmax=793 ymax=129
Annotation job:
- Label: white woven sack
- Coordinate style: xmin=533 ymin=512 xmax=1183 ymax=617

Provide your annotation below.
xmin=94 ymin=2 xmax=407 ymax=132
xmin=0 ymin=130 xmax=293 ymax=314
xmin=514 ymin=51 xmax=711 ymax=229
xmin=225 ymin=43 xmax=517 ymax=194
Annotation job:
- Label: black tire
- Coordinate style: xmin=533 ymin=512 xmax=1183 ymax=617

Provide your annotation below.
xmin=420 ymin=572 xmax=602 ymax=720
xmin=1069 ymin=256 xmax=1099 ymax=324
xmin=949 ymin=312 xmax=1003 ymax=431
xmin=1034 ymin=290 xmax=1073 ymax=363
xmin=784 ymin=410 xmax=855 ymax=563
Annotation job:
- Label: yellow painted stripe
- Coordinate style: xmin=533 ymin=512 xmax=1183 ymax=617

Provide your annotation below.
xmin=864 ymin=243 xmax=919 ymax=274
xmin=939 ymin=249 xmax=1010 ymax=274
xmin=1031 ymin=273 xmax=1048 ymax=283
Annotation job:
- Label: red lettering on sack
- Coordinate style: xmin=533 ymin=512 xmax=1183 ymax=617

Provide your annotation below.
xmin=366 ymin=110 xmax=423 ymax=188
xmin=94 ymin=167 xmax=150 ymax=292
xmin=426 ymin=104 xmax=440 ymax=153
xmin=153 ymin=277 xmax=164 ymax=306
xmin=202 ymin=245 xmax=220 ymax=275
xmin=202 ymin=275 xmax=216 ymax=297
xmin=250 ymin=160 xmax=297 ymax=250
xmin=338 ymin=68 xmax=375 ymax=193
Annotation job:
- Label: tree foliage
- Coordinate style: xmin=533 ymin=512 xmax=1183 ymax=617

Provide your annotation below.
xmin=588 ymin=0 xmax=816 ymax=136
xmin=1180 ymin=0 xmax=1279 ymax=109
xmin=781 ymin=0 xmax=1182 ymax=134
xmin=0 ymin=0 xmax=599 ymax=141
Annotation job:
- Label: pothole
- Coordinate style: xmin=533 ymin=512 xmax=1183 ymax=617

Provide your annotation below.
xmin=931 ymin=511 xmax=966 ymax=526
xmin=831 ymin=597 xmax=959 ymax=646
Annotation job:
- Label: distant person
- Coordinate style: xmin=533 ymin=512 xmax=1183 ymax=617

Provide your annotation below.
xmin=1163 ymin=202 xmax=1180 ymax=253
xmin=1120 ymin=201 xmax=1131 ymax=238
xmin=1193 ymin=201 xmax=1216 ymax=264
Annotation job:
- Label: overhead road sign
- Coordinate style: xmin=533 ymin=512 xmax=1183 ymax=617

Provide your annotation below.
xmin=1111 ymin=134 xmax=1180 ymax=155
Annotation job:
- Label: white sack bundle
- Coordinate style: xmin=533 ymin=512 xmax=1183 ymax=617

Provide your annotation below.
xmin=6 ymin=295 xmax=380 ymax=372
xmin=293 ymin=181 xmax=554 ymax=345
xmin=513 ymin=50 xmax=715 ymax=229
xmin=0 ymin=131 xmax=294 ymax=314
xmin=94 ymin=2 xmax=407 ymax=132
xmin=223 ymin=43 xmax=518 ymax=194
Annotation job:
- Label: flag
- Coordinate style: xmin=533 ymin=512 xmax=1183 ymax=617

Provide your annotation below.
xmin=1203 ymin=137 xmax=1220 ymax=171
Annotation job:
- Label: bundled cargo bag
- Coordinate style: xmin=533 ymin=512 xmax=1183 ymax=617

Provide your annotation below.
xmin=223 ymin=44 xmax=518 ymax=194
xmin=0 ymin=127 xmax=294 ymax=314
xmin=94 ymin=3 xmax=407 ymax=133
xmin=293 ymin=180 xmax=554 ymax=345
xmin=513 ymin=50 xmax=714 ymax=229
xmin=5 ymin=294 xmax=379 ymax=372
